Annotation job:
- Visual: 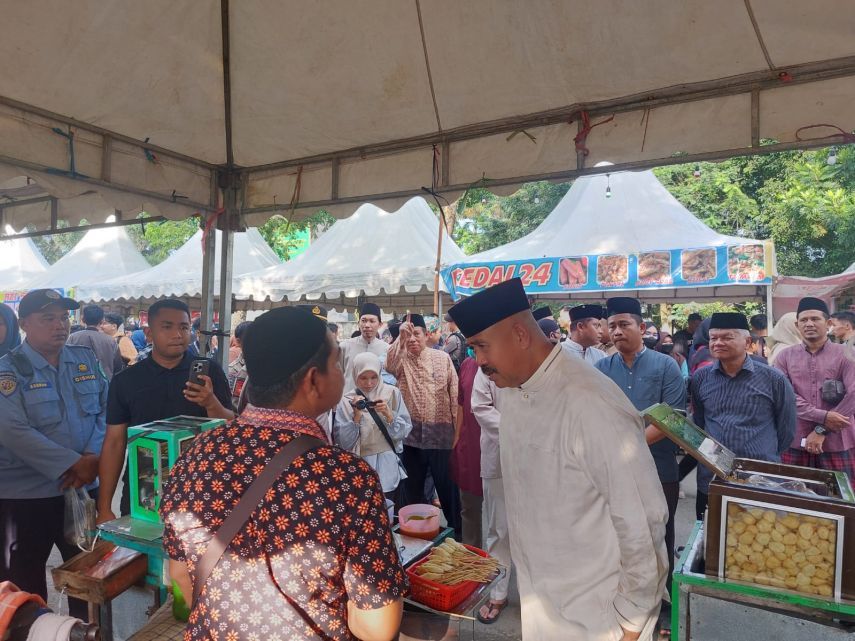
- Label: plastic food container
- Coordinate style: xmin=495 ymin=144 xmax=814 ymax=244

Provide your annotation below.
xmin=398 ymin=504 xmax=441 ymax=540
xmin=407 ymin=544 xmax=491 ymax=610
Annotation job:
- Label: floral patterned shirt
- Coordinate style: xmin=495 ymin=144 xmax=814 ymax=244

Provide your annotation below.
xmin=160 ymin=407 xmax=407 ymax=641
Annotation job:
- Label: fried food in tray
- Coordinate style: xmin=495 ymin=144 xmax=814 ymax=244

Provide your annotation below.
xmin=596 ymin=255 xmax=629 ymax=286
xmin=724 ymin=502 xmax=836 ymax=597
xmin=411 ymin=539 xmax=499 ymax=585
xmin=637 ymin=251 xmax=672 ymax=284
xmin=559 ymin=257 xmax=588 ymax=288
xmin=681 ymin=248 xmax=717 ymax=282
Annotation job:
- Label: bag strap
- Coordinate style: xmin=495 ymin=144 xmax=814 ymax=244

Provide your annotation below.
xmin=191 ymin=433 xmax=324 ymax=604
xmin=354 ymin=389 xmax=398 ymax=455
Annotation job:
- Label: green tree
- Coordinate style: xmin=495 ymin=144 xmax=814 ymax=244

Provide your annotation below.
xmin=453 ymin=181 xmax=570 ymax=254
xmin=127 ymin=217 xmax=200 ymax=265
xmin=259 ymin=210 xmax=336 ymax=260
xmin=31 ymin=222 xmax=85 ymax=264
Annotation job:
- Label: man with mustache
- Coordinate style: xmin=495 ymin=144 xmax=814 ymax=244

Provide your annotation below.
xmin=385 ymin=313 xmax=461 ymax=537
xmin=0 ymin=289 xmax=108 ymax=621
xmin=449 ymin=279 xmax=667 ymax=641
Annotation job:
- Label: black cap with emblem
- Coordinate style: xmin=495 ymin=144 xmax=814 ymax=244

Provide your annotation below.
xmin=18 ymin=289 xmax=79 ymax=318
xmin=297 ymin=304 xmax=329 ymax=322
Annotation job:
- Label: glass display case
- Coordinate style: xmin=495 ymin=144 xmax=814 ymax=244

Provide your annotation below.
xmin=644 ymin=403 xmax=855 ymax=601
xmin=127 ymin=415 xmax=227 ymax=523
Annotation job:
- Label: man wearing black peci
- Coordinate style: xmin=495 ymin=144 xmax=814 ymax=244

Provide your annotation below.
xmin=96 ymin=299 xmax=234 ymax=523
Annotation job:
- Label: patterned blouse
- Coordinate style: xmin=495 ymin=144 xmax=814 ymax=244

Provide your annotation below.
xmin=386 ymin=340 xmax=459 ymax=450
xmin=160 ymin=407 xmax=408 ymax=641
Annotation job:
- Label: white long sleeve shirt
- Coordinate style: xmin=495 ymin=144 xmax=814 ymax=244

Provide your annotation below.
xmin=471 ymin=369 xmax=502 ymax=479
xmin=498 ymin=344 xmax=668 ymax=640
xmin=561 ymin=338 xmax=607 ymax=364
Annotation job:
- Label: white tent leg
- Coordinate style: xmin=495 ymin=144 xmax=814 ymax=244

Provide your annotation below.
xmin=200 ymin=213 xmax=218 ymax=355
xmin=766 ymin=284 xmax=774 ymax=322
xmin=215 ymin=192 xmax=237 ymax=370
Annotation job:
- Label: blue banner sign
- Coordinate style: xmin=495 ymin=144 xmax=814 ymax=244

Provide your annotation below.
xmin=442 ymin=242 xmax=774 ymax=300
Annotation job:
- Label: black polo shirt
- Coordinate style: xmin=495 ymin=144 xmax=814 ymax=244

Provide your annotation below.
xmin=107 ymin=351 xmax=232 ymax=426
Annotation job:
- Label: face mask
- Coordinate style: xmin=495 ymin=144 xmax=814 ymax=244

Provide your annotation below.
xmin=659 ymin=343 xmax=675 ymax=355
xmin=643 ymin=336 xmax=659 ymax=349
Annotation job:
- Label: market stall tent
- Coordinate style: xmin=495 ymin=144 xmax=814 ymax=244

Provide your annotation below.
xmin=24 ymin=218 xmax=150 ymax=290
xmin=235 ymin=197 xmax=465 ymax=311
xmin=772 ymin=262 xmax=855 ymax=320
xmin=0 ymin=225 xmax=49 ymax=290
xmin=77 ymin=228 xmax=279 ymax=305
xmin=443 ymin=165 xmax=775 ymax=303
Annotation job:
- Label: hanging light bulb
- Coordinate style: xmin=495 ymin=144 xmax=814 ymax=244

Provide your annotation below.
xmin=693 ymin=164 xmax=702 ymax=178
xmin=605 ymin=173 xmax=612 ymax=199
xmin=827 ymin=147 xmax=838 ymax=166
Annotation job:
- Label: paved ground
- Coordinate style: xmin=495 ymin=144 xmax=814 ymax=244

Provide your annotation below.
xmin=47 ymin=467 xmax=702 ymax=640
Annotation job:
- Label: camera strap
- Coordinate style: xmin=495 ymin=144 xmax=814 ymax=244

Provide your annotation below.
xmin=355 ymin=388 xmax=401 ymax=458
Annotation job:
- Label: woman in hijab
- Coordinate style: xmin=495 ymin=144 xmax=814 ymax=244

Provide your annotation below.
xmin=0 ymin=303 xmax=21 ymax=359
xmin=333 ymin=352 xmax=413 ymax=503
xmin=688 ymin=318 xmax=713 ymax=373
xmin=768 ymin=312 xmax=801 ymax=366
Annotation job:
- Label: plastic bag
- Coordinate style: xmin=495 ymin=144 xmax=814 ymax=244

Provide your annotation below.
xmin=63 ymin=487 xmax=97 ymax=551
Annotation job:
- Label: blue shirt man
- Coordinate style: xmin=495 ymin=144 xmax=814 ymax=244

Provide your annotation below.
xmin=0 ymin=289 xmax=107 ymax=620
xmin=691 ymin=312 xmax=796 ymax=516
xmin=595 ymin=297 xmax=686 ymax=634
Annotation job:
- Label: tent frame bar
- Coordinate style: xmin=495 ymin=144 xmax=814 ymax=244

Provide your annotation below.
xmin=0 ymin=215 xmax=167 ymax=239
xmin=243 ymin=55 xmax=855 ymax=174
xmin=241 ymin=136 xmax=840 ymax=217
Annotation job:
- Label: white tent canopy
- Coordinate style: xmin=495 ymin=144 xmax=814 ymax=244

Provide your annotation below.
xmin=24 ymin=218 xmax=150 ymax=290
xmin=448 ymin=164 xmax=772 ymax=302
xmin=0 ymin=225 xmax=49 ymax=290
xmin=78 ymin=228 xmax=279 ymax=303
xmin=1 ymin=2 xmax=854 ymax=230
xmin=235 ymin=197 xmax=465 ymax=310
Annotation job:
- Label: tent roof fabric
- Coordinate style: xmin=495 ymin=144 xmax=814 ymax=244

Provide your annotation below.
xmin=24 ymin=221 xmax=150 ymax=290
xmin=0 ymin=229 xmax=49 ymax=290
xmin=77 ymin=228 xmax=279 ymax=303
xmin=1 ymin=2 xmax=854 ymax=229
xmin=235 ymin=197 xmax=465 ymax=303
xmin=772 ymin=262 xmax=855 ymax=319
xmin=467 ymin=165 xmax=761 ymax=262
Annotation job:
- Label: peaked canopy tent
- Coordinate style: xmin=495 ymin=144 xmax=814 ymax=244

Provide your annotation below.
xmin=443 ymin=166 xmax=775 ymax=306
xmin=2 ymin=1 xmax=854 ymax=363
xmin=77 ymin=228 xmax=280 ymax=309
xmin=235 ymin=197 xmax=466 ymax=312
xmin=772 ymin=262 xmax=855 ymax=321
xmin=0 ymin=226 xmax=49 ymax=291
xmin=24 ymin=217 xmax=150 ymax=290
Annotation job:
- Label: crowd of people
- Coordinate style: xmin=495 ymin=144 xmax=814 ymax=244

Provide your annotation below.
xmin=0 ymin=284 xmax=853 ymax=640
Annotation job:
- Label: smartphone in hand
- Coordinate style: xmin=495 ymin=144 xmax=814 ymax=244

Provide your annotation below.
xmin=189 ymin=359 xmax=211 ymax=386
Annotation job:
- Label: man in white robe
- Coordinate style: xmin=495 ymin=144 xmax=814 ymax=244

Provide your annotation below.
xmin=339 ymin=302 xmax=389 ymax=391
xmin=449 ymin=278 xmax=668 ymax=641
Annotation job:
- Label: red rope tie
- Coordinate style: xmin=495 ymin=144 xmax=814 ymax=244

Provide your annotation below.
xmin=794 ymin=124 xmax=855 ymax=145
xmin=201 ymin=207 xmax=225 ymax=253
xmin=572 ymin=110 xmax=615 ymax=156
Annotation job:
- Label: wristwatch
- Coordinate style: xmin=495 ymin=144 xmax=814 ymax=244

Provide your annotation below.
xmin=814 ymin=425 xmax=829 ymax=436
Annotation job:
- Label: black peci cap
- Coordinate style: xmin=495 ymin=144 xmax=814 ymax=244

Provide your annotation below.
xmin=797 ymin=297 xmax=829 ymax=316
xmin=360 ymin=303 xmax=382 ymax=319
xmin=242 ymin=307 xmax=328 ymax=387
xmin=569 ymin=304 xmax=605 ymax=323
xmin=448 ymin=278 xmax=531 ymax=338
xmin=532 ymin=306 xmax=553 ymax=321
xmin=709 ymin=312 xmax=750 ymax=331
xmin=605 ymin=297 xmax=642 ymax=317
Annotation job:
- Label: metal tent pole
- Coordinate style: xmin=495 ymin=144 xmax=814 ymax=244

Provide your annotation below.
xmin=215 ymin=184 xmax=237 ymax=370
xmin=199 ymin=214 xmax=218 ymax=356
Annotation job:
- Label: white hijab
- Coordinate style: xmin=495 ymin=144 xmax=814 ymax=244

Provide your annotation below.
xmin=350 ymin=352 xmax=395 ymax=403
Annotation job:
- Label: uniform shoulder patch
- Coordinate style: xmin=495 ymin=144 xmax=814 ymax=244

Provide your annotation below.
xmin=0 ymin=372 xmax=18 ymax=397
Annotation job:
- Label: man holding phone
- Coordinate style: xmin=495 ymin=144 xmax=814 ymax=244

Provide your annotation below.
xmin=97 ymin=299 xmax=234 ymax=522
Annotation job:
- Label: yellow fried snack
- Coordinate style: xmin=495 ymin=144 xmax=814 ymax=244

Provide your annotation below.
xmin=723 ymin=503 xmax=837 ymax=598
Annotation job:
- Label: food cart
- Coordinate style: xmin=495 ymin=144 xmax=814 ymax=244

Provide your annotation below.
xmin=645 ymin=404 xmax=855 ymax=640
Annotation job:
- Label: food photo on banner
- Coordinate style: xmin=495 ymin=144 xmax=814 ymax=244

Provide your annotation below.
xmin=442 ymin=241 xmax=775 ymax=298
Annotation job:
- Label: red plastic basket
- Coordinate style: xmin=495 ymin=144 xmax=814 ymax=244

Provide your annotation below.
xmin=406 ymin=544 xmax=491 ymax=611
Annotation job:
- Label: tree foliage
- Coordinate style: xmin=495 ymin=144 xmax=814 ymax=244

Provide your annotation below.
xmin=258 ymin=210 xmax=336 ymax=260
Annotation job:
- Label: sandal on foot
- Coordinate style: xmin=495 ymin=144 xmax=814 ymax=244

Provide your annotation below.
xmin=477 ymin=600 xmax=508 ymax=625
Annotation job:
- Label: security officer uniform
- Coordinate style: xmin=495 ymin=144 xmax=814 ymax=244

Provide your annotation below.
xmin=0 ymin=290 xmax=107 ymax=619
